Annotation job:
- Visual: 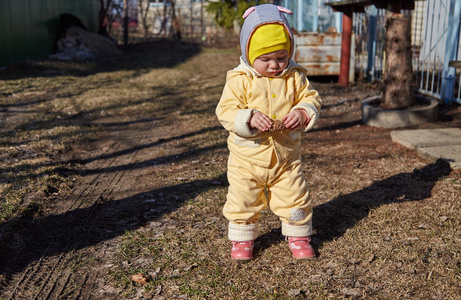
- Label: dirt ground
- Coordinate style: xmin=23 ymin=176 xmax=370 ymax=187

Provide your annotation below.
xmin=1 ymin=41 xmax=460 ymax=299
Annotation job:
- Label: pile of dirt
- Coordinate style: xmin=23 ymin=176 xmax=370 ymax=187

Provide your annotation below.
xmin=50 ymin=26 xmax=121 ymax=61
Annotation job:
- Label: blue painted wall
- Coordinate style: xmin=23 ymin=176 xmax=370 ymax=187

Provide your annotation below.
xmin=280 ymin=0 xmax=342 ymax=33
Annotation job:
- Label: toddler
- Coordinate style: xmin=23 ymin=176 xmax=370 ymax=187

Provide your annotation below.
xmin=216 ymin=4 xmax=322 ymax=260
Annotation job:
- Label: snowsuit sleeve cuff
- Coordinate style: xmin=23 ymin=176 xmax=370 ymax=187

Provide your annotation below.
xmin=235 ymin=108 xmax=259 ymax=137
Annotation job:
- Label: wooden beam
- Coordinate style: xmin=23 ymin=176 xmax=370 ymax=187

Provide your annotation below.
xmin=326 ymin=0 xmax=415 ymax=12
xmin=449 ymin=61 xmax=461 ymax=69
xmin=339 ymin=8 xmax=353 ymax=86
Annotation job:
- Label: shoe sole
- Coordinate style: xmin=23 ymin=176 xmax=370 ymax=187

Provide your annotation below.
xmin=293 ymin=255 xmax=316 ymax=260
xmin=231 ymin=257 xmax=253 ymax=260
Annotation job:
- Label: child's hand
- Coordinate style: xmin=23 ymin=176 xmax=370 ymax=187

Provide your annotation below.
xmin=283 ymin=110 xmax=310 ymax=130
xmin=249 ymin=111 xmax=273 ymax=132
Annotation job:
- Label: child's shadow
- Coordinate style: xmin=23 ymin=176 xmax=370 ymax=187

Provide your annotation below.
xmin=256 ymin=159 xmax=453 ymax=256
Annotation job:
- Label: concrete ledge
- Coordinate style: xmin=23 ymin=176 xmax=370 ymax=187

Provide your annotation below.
xmin=362 ymin=95 xmax=438 ymax=128
xmin=418 ymin=146 xmax=461 ymax=169
xmin=391 ymin=128 xmax=461 ymax=169
xmin=390 ymin=128 xmax=461 ymax=149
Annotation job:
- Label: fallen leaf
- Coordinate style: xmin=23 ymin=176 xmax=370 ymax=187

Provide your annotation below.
xmin=341 ymin=287 xmax=362 ymax=297
xmin=348 ymin=258 xmax=360 ymax=264
xmin=367 ymin=254 xmax=375 ymax=263
xmin=430 ymin=237 xmax=446 ymax=246
xmin=368 ymin=282 xmax=380 ymax=291
xmin=150 ymin=267 xmax=161 ymax=278
xmin=288 ymin=289 xmax=302 ymax=296
xmin=418 ymin=223 xmax=428 ymax=229
xmin=130 ymin=273 xmax=150 ymax=285
xmin=439 ymin=216 xmax=448 ymax=223
xmin=325 ymin=260 xmax=338 ymax=269
xmin=183 ymin=264 xmax=198 ymax=272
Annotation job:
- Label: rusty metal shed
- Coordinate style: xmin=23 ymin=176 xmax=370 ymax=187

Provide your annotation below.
xmin=294 ymin=32 xmax=342 ymax=76
xmin=279 ymin=0 xmax=343 ymax=76
xmin=0 ymin=0 xmax=99 ymax=67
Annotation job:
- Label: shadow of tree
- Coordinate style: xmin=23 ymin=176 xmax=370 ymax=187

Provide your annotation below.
xmin=0 ymin=40 xmax=202 ymax=81
xmin=0 ymin=172 xmax=227 ymax=281
xmin=0 ymin=117 xmax=228 ymax=282
xmin=256 ymin=159 xmax=452 ymax=255
xmin=0 ymin=125 xmax=225 ymax=184
xmin=0 ymin=84 xmax=194 ymax=147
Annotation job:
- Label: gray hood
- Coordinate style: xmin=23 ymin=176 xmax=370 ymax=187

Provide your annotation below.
xmin=240 ymin=4 xmax=294 ymax=65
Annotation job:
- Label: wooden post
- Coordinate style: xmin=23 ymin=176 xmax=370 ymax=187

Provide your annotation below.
xmin=190 ymin=1 xmax=193 ymax=41
xmin=163 ymin=0 xmax=167 ymax=38
xmin=123 ymin=0 xmax=129 ymax=46
xmin=367 ymin=14 xmax=377 ymax=81
xmin=339 ymin=7 xmax=352 ymax=87
xmin=200 ymin=0 xmax=204 ymax=42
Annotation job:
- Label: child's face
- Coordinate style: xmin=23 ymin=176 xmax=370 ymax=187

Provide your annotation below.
xmin=253 ymin=49 xmax=289 ymax=77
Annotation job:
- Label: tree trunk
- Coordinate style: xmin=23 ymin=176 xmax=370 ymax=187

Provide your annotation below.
xmin=98 ymin=0 xmax=113 ymax=33
xmin=171 ymin=1 xmax=182 ymax=40
xmin=383 ymin=15 xmax=415 ymax=109
xmin=138 ymin=0 xmax=150 ymax=40
xmin=123 ymin=0 xmax=129 ymax=46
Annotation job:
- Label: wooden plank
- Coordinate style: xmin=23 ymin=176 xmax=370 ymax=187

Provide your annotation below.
xmin=449 ymin=61 xmax=461 ymax=68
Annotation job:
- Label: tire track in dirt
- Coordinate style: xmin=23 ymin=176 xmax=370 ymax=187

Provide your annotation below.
xmin=4 ymin=144 xmax=125 ymax=299
xmin=3 ymin=117 xmax=168 ymax=299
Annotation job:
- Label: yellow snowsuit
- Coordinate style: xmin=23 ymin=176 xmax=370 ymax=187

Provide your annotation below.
xmin=216 ymin=58 xmax=322 ymax=241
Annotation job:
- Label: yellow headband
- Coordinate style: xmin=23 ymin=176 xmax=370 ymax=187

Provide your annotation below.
xmin=248 ymin=24 xmax=291 ymax=65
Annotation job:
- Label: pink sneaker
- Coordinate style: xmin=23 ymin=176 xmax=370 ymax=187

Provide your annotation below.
xmin=231 ymin=241 xmax=254 ymax=260
xmin=288 ymin=237 xmax=316 ymax=259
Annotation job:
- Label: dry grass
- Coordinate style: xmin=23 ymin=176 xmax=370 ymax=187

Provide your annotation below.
xmin=108 ymin=159 xmax=460 ymax=299
xmin=1 ymin=41 xmax=460 ymax=299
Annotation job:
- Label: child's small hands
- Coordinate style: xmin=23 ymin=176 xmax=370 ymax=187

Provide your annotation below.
xmin=282 ymin=110 xmax=310 ymax=130
xmin=249 ymin=111 xmax=273 ymax=132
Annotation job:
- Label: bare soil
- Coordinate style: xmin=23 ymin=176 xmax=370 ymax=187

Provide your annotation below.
xmin=1 ymin=41 xmax=460 ymax=299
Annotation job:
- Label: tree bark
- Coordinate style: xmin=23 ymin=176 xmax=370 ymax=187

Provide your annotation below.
xmin=171 ymin=1 xmax=181 ymax=40
xmin=123 ymin=0 xmax=129 ymax=46
xmin=99 ymin=0 xmax=113 ymax=33
xmin=383 ymin=15 xmax=415 ymax=109
xmin=138 ymin=0 xmax=150 ymax=40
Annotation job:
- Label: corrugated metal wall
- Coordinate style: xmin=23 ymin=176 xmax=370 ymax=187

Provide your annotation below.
xmin=0 ymin=0 xmax=99 ymax=67
xmin=294 ymin=32 xmax=342 ymax=76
